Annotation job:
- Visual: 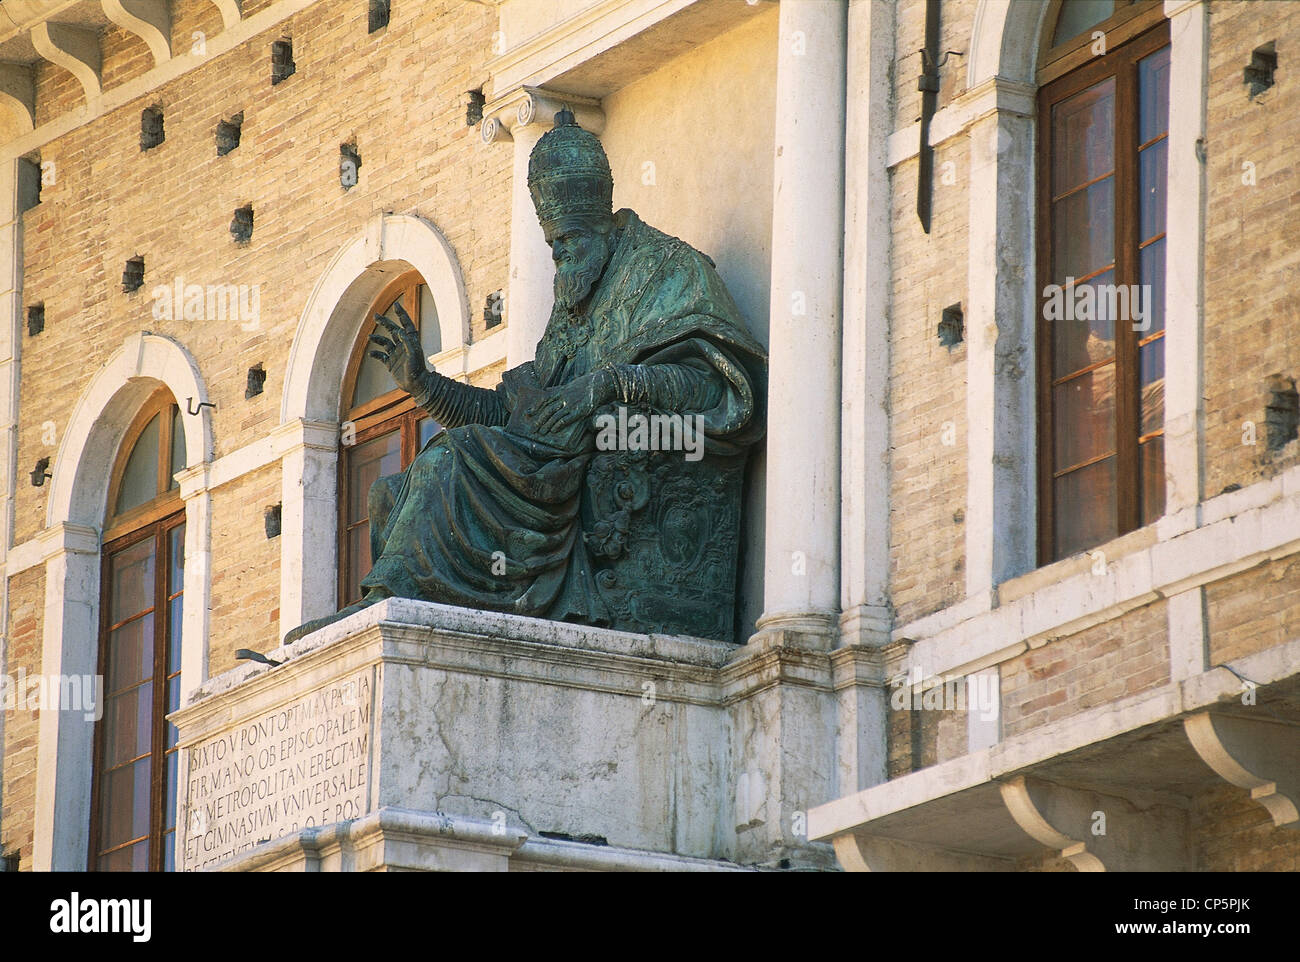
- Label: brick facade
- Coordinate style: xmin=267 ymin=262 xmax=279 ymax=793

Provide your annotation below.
xmin=3 ymin=0 xmax=511 ymax=869
xmin=3 ymin=0 xmax=1299 ymax=873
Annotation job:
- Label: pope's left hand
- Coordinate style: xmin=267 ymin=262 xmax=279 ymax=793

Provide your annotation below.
xmin=527 ymin=369 xmax=616 ymax=435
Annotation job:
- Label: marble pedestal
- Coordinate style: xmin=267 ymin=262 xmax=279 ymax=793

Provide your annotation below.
xmin=171 ymin=599 xmax=842 ymax=871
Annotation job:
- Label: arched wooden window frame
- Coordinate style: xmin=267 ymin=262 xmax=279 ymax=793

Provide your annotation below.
xmin=1036 ymin=1 xmax=1164 ymax=86
xmin=337 ymin=270 xmax=440 ymax=606
xmin=1035 ymin=3 xmax=1171 ymax=563
xmin=90 ymin=386 xmax=187 ymax=871
xmin=102 ymin=387 xmax=185 ymax=543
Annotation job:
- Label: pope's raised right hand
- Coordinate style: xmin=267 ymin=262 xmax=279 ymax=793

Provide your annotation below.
xmin=369 ymin=302 xmax=432 ymax=397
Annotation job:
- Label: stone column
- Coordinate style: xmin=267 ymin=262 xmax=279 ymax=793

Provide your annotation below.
xmin=964 ymin=83 xmax=1037 ymax=598
xmin=34 ymin=525 xmax=101 ymax=870
xmin=751 ymin=0 xmax=846 ymax=651
xmin=277 ymin=418 xmax=343 ymax=629
xmin=481 ymin=87 xmax=603 ymax=367
xmin=1161 ymin=0 xmax=1208 ymax=524
xmin=835 ymin=0 xmax=895 ymax=795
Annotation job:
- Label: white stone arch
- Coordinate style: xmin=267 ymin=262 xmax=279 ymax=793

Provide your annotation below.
xmin=47 ymin=331 xmax=213 ymax=529
xmin=967 ymin=0 xmax=1053 ymax=89
xmin=278 ymin=212 xmax=470 ymax=630
xmin=34 ymin=331 xmax=214 ymax=870
xmin=282 ymin=211 xmax=469 ymax=425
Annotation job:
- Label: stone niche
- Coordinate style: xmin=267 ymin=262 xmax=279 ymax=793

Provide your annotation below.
xmin=171 ymin=599 xmax=841 ymax=872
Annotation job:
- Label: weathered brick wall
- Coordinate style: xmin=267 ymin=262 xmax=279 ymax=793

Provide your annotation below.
xmin=893 ymin=0 xmax=977 ymax=128
xmin=1202 ymin=1 xmax=1300 ymax=495
xmin=13 ymin=0 xmax=510 ymax=624
xmin=171 ymin=0 xmax=228 ymax=63
xmin=1194 ymin=782 xmax=1300 ymax=871
xmin=1000 ymin=601 xmax=1170 ymax=739
xmin=886 ymin=671 xmax=976 ymax=778
xmin=101 ymin=25 xmax=154 ymax=91
xmin=1205 ymin=554 xmax=1300 ymax=664
xmin=888 ymin=136 xmax=970 ymax=626
xmin=886 ymin=0 xmax=975 ymax=626
xmin=208 ymin=465 xmax=285 ymax=671
xmin=5 ymin=0 xmax=512 ymax=867
xmin=0 ymin=567 xmax=45 ymax=870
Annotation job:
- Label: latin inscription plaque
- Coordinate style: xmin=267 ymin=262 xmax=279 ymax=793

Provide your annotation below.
xmin=180 ymin=670 xmax=372 ymax=870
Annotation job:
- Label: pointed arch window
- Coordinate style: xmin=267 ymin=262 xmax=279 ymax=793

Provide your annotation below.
xmin=338 ymin=271 xmax=442 ymax=606
xmin=1036 ymin=2 xmax=1168 ymax=563
xmin=90 ymin=388 xmax=187 ymax=870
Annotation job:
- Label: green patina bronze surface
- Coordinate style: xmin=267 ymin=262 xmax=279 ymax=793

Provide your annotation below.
xmin=286 ymin=110 xmax=766 ymax=644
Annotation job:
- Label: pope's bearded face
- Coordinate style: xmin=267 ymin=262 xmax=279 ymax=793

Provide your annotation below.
xmin=548 ymin=220 xmax=614 ymax=309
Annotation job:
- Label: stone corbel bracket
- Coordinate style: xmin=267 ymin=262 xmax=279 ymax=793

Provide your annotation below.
xmin=207 ymin=0 xmax=243 ymax=32
xmin=31 ymin=20 xmax=102 ymax=105
xmin=999 ymin=775 xmax=1191 ymax=872
xmin=480 ymin=85 xmax=605 ymax=145
xmin=0 ymin=63 xmax=36 ymax=137
xmin=1184 ymin=711 xmax=1300 ymax=828
xmin=102 ymin=0 xmax=173 ymax=67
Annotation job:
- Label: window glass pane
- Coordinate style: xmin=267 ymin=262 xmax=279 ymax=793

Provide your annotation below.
xmin=168 ymin=523 xmax=185 ymax=596
xmin=167 ymin=672 xmax=182 ymax=746
xmin=1140 ymin=338 xmax=1165 ymax=435
xmin=167 ymin=522 xmax=185 ymax=679
xmin=110 ymin=537 xmax=155 ymax=624
xmin=168 ymin=598 xmax=184 ymax=680
xmin=98 ymin=841 xmax=147 ymax=872
xmin=1053 ymin=178 xmax=1114 ymax=282
xmin=1054 ymin=365 xmax=1117 ymax=471
xmin=419 ymin=283 xmax=440 ymax=358
xmin=163 ymin=831 xmax=176 ymax=873
xmin=347 ymin=431 xmax=402 ymax=522
xmin=1053 ymin=0 xmax=1115 ymax=46
xmin=418 ymin=416 xmax=441 ymax=449
xmin=1139 ymin=238 xmax=1166 ymax=335
xmin=345 ymin=524 xmax=372 ymax=606
xmin=169 ymin=406 xmax=186 ymax=490
xmin=1139 ymin=45 xmax=1172 ymax=145
xmin=99 ymin=758 xmax=152 ymax=852
xmin=165 ymin=750 xmax=178 ymax=829
xmin=1139 ymin=139 xmax=1167 ymax=241
xmin=106 ymin=613 xmax=155 ymax=696
xmin=343 ymin=430 xmax=402 ymax=604
xmin=115 ymin=414 xmax=160 ymax=515
xmin=1052 ymin=269 xmax=1117 ymax=376
xmin=102 ymin=680 xmax=153 ymax=766
xmin=1055 ymin=456 xmax=1118 ymax=557
xmin=1052 ymin=79 xmax=1114 ymax=194
xmin=351 ymin=295 xmax=407 ymax=408
xmin=1141 ymin=437 xmax=1166 ymax=525
xmin=351 ymin=346 xmax=398 ymax=409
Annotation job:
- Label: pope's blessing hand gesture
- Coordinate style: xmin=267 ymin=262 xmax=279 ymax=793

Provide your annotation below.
xmin=369 ymin=302 xmax=431 ymax=397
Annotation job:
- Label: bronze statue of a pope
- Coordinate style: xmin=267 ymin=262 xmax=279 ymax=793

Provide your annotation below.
xmin=286 ymin=109 xmax=766 ymax=644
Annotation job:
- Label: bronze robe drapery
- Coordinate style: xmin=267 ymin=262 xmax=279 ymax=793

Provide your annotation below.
xmin=359 ymin=209 xmax=766 ymax=624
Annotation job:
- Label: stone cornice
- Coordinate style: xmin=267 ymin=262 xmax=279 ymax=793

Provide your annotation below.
xmin=4 ymin=520 xmax=99 ymax=573
xmin=483 ymin=0 xmax=696 ymax=101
